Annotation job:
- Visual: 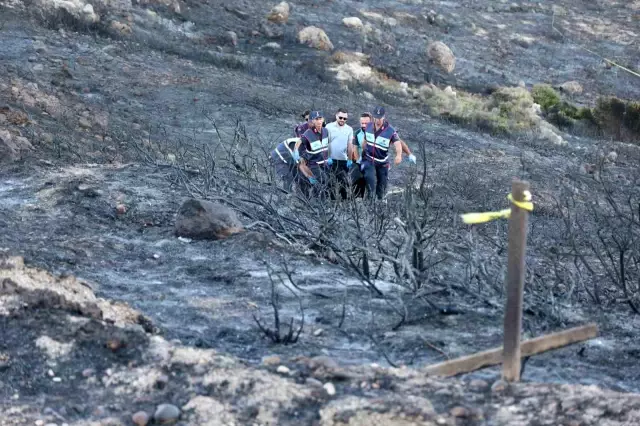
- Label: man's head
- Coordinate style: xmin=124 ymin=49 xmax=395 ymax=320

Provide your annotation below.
xmin=301 ymin=110 xmax=310 ymax=122
xmin=360 ymin=112 xmax=372 ymax=130
xmin=309 ymin=111 xmax=324 ymax=130
xmin=372 ymin=106 xmax=385 ymax=127
xmin=335 ymin=108 xmax=348 ymax=127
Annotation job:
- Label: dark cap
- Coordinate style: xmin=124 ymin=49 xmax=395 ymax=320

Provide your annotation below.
xmin=372 ymin=106 xmax=386 ymax=119
xmin=309 ymin=110 xmax=324 ymax=120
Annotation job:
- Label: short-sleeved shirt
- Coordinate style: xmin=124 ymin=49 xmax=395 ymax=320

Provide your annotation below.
xmin=325 ymin=121 xmax=354 ymax=161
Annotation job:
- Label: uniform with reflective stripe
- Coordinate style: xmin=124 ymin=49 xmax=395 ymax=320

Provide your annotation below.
xmin=363 ymin=122 xmax=396 ymax=163
xmin=273 ymin=138 xmax=299 ymax=164
xmin=301 ymin=127 xmax=329 ymax=166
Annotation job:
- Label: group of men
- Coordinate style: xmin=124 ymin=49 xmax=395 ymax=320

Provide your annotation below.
xmin=270 ymin=106 xmax=416 ymax=201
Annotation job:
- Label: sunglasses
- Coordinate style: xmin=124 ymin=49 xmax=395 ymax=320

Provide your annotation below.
xmin=337 ymin=116 xmax=348 ymax=120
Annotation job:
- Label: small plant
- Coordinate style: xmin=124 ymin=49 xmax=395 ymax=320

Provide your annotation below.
xmin=531 ymin=84 xmax=561 ymax=112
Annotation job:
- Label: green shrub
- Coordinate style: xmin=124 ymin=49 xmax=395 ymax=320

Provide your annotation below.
xmin=531 ymin=84 xmax=560 ymax=112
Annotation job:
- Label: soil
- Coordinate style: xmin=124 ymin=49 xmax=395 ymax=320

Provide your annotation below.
xmin=1 ymin=0 xmax=640 ymax=424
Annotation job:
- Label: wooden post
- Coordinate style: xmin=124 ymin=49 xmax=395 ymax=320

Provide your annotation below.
xmin=424 ymin=323 xmax=598 ymax=377
xmin=502 ymin=180 xmax=530 ymax=382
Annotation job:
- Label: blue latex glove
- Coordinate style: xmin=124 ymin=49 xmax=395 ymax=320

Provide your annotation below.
xmin=292 ymin=150 xmax=300 ymax=162
xmin=308 ymin=176 xmax=318 ymax=185
xmin=407 ymin=154 xmax=416 ymax=164
xmin=346 ymin=160 xmax=353 ymax=168
xmin=326 ymin=158 xmax=334 ymax=166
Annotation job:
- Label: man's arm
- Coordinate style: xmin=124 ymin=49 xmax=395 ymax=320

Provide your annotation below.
xmin=298 ymin=158 xmax=314 ymax=178
xmin=400 ymin=140 xmax=411 ymax=156
xmin=393 ymin=141 xmax=402 ymax=165
xmin=346 ymin=127 xmax=354 ymax=162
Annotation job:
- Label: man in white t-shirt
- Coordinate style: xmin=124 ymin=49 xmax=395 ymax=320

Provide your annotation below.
xmin=325 ymin=108 xmax=354 ymax=200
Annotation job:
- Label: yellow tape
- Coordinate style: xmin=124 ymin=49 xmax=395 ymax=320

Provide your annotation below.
xmin=461 ymin=191 xmax=533 ymax=225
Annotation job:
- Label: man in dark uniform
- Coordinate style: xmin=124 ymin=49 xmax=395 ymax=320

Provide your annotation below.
xmin=349 ymin=112 xmax=372 ymax=198
xmin=294 ymin=110 xmax=310 ymax=138
xmin=270 ymin=137 xmax=301 ymax=192
xmin=361 ymin=106 xmax=403 ymax=200
xmin=298 ymin=111 xmax=330 ymax=198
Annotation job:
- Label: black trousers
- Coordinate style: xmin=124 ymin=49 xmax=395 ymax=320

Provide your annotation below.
xmin=362 ymin=160 xmax=389 ymax=200
xmin=328 ymin=160 xmax=351 ymax=200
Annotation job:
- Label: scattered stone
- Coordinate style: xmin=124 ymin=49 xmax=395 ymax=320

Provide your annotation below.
xmin=443 ymin=85 xmax=457 ymax=97
xmin=0 ymin=129 xmax=34 ymax=161
xmin=78 ymin=117 xmax=92 ymax=129
xmin=47 ymin=369 xmax=55 ymax=377
xmin=32 ymin=40 xmax=47 ymax=53
xmin=153 ymin=404 xmax=181 ymax=423
xmin=261 ymin=355 xmax=281 ymax=366
xmin=450 ymin=406 xmax=469 ymax=417
xmin=82 ymin=368 xmax=95 ymax=377
xmin=323 ymin=382 xmax=336 ymax=396
xmin=225 ymin=31 xmax=238 ymax=47
xmin=35 ymin=336 xmax=74 ymax=360
xmin=297 ymin=26 xmax=334 ymax=51
xmin=110 ymin=20 xmax=132 ymax=35
xmin=426 ymin=41 xmax=455 ymax=73
xmin=310 ymin=355 xmax=339 ymax=370
xmin=313 ymin=328 xmax=324 ymax=336
xmin=32 ymin=64 xmax=44 ymax=72
xmin=276 ymin=365 xmax=291 ymax=375
xmin=605 ymin=151 xmax=618 ymax=163
xmin=155 ymin=374 xmax=170 ymax=389
xmin=267 ymin=2 xmax=290 ymax=24
xmin=132 ymin=410 xmax=150 ymax=426
xmin=262 ymin=42 xmax=281 ymax=50
xmin=52 ymin=377 xmax=62 ymax=382
xmin=469 ymin=379 xmax=489 ymax=390
xmin=174 ymin=199 xmax=244 ymax=240
xmin=511 ymin=34 xmax=536 ymax=48
xmin=558 ymin=80 xmax=583 ymax=95
xmin=305 ymin=377 xmax=323 ymax=387
xmin=491 ymin=379 xmax=508 ymax=393
xmin=35 ymin=421 xmax=45 ymax=426
xmin=342 ymin=17 xmax=364 ymax=30
xmin=115 ymin=204 xmax=127 ymax=215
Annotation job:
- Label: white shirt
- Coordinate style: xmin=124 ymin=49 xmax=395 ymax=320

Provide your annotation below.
xmin=325 ymin=121 xmax=354 ymax=161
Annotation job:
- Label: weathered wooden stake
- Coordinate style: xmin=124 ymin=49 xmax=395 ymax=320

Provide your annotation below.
xmin=424 ymin=323 xmax=597 ymax=378
xmin=502 ymin=179 xmax=530 ymax=382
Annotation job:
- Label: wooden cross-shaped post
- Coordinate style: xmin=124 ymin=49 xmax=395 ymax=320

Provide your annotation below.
xmin=502 ymin=179 xmax=530 ymax=382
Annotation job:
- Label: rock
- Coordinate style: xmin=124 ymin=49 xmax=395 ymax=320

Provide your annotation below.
xmin=426 ymin=41 xmax=455 ymax=73
xmin=110 ymin=20 xmax=132 ymax=35
xmin=323 ymin=382 xmax=336 ymax=396
xmin=267 ymin=1 xmax=290 ymax=24
xmin=32 ymin=40 xmax=47 ymax=53
xmin=115 ymin=204 xmax=127 ymax=215
xmin=450 ymin=406 xmax=469 ymax=417
xmin=605 ymin=151 xmax=618 ymax=163
xmin=78 ymin=117 xmax=92 ymax=129
xmin=443 ymin=85 xmax=456 ymax=97
xmin=342 ymin=17 xmax=364 ymax=30
xmin=276 ymin=365 xmax=291 ymax=375
xmin=558 ymin=80 xmax=583 ymax=95
xmin=491 ymin=379 xmax=508 ymax=393
xmin=511 ymin=34 xmax=536 ymax=48
xmin=174 ymin=199 xmax=244 ymax=240
xmin=261 ymin=355 xmax=281 ymax=366
xmin=132 ymin=411 xmax=149 ymax=426
xmin=469 ymin=379 xmax=489 ymax=390
xmin=153 ymin=404 xmax=180 ymax=423
xmin=305 ymin=377 xmax=323 ymax=387
xmin=32 ymin=64 xmax=44 ymax=72
xmin=297 ymin=26 xmax=334 ymax=51
xmin=224 ymin=31 xmax=238 ymax=47
xmin=0 ymin=129 xmax=33 ymax=161
xmin=262 ymin=42 xmax=281 ymax=50
xmin=82 ymin=368 xmax=95 ymax=377
xmin=310 ymin=355 xmax=339 ymax=370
